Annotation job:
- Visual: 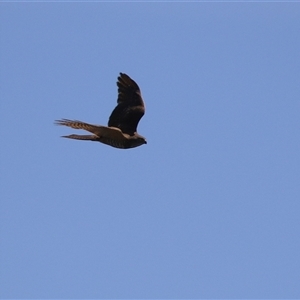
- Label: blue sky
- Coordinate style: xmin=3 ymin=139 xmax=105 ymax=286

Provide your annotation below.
xmin=1 ymin=2 xmax=300 ymax=299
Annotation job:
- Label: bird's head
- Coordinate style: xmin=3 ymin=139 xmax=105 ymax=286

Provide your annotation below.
xmin=131 ymin=134 xmax=147 ymax=148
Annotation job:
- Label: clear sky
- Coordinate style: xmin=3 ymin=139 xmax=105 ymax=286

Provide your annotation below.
xmin=1 ymin=2 xmax=299 ymax=299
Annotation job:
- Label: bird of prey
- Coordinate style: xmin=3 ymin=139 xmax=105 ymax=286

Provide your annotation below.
xmin=55 ymin=73 xmax=146 ymax=149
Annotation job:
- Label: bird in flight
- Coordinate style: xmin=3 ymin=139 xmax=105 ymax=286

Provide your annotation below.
xmin=55 ymin=73 xmax=146 ymax=149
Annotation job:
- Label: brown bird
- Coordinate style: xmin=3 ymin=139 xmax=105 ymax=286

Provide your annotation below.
xmin=55 ymin=73 xmax=147 ymax=149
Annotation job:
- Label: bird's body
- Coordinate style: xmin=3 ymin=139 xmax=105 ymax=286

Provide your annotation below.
xmin=55 ymin=73 xmax=146 ymax=149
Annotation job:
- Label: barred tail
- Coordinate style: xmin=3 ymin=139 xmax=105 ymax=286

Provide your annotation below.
xmin=61 ymin=134 xmax=99 ymax=141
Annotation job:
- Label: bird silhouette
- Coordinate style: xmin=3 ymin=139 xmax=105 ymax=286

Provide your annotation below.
xmin=55 ymin=73 xmax=146 ymax=149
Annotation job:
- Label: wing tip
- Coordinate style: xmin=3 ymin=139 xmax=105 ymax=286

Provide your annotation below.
xmin=54 ymin=118 xmax=71 ymax=126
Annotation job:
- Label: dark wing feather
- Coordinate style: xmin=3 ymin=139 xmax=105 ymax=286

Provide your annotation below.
xmin=108 ymin=73 xmax=145 ymax=135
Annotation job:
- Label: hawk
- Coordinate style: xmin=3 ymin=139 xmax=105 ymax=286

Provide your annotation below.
xmin=55 ymin=73 xmax=146 ymax=149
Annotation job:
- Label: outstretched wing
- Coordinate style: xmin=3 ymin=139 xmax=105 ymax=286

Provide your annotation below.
xmin=55 ymin=119 xmax=106 ymax=136
xmin=108 ymin=73 xmax=145 ymax=135
xmin=55 ymin=119 xmax=126 ymax=140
